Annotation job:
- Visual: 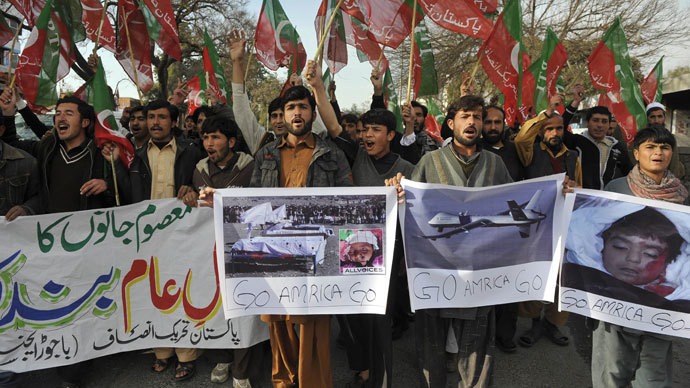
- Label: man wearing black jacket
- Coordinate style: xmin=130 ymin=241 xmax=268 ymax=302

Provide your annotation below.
xmin=562 ymin=85 xmax=633 ymax=189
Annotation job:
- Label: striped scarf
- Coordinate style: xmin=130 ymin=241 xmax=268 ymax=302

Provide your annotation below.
xmin=627 ymin=164 xmax=689 ymax=204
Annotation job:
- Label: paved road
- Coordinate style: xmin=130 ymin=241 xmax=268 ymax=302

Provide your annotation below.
xmin=21 ymin=315 xmax=690 ymax=387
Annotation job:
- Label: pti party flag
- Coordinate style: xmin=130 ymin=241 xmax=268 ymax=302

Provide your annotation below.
xmin=479 ymin=0 xmax=535 ymax=126
xmin=16 ymin=0 xmax=82 ymax=110
xmin=186 ymin=72 xmax=207 ymax=116
xmin=203 ymin=29 xmax=230 ymax=104
xmin=416 ymin=0 xmax=493 ymax=40
xmin=255 ymin=0 xmax=307 ymax=72
xmin=383 ymin=67 xmax=404 ymax=133
xmin=116 ymin=0 xmax=154 ymax=92
xmin=137 ymin=0 xmax=181 ymax=60
xmin=315 ymin=0 xmax=348 ymax=75
xmin=641 ymin=57 xmax=663 ymax=105
xmin=341 ymin=0 xmax=424 ymax=49
xmin=588 ymin=17 xmax=647 ymax=145
xmin=91 ymin=60 xmax=135 ymax=168
xmin=81 ymin=0 xmax=117 ymax=52
xmin=7 ymin=0 xmax=43 ymax=27
xmin=345 ymin=15 xmax=389 ymax=73
xmin=529 ymin=27 xmax=567 ymax=114
xmin=413 ymin=19 xmax=438 ymax=98
xmin=425 ymin=98 xmax=444 ymax=142
xmin=0 ymin=15 xmax=15 ymax=46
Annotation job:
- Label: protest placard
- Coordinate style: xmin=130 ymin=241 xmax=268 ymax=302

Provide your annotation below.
xmin=213 ymin=187 xmax=397 ymax=318
xmin=560 ymin=189 xmax=690 ymax=338
xmin=400 ymin=175 xmax=565 ymax=311
xmin=0 ymin=199 xmax=268 ymax=372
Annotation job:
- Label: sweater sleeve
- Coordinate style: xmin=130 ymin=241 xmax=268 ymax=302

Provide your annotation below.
xmin=231 ymin=82 xmax=266 ymax=154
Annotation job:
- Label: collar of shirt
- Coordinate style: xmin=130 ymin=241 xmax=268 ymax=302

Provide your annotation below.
xmin=277 ymin=133 xmax=316 ymax=149
xmin=540 ymin=142 xmax=570 ymax=158
xmin=59 ymin=137 xmax=92 ymax=156
xmin=147 ymin=137 xmax=177 ymax=153
xmin=584 ymin=131 xmax=614 ymax=147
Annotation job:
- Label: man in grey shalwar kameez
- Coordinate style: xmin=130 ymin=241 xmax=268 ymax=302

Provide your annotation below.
xmin=394 ymin=95 xmax=513 ymax=388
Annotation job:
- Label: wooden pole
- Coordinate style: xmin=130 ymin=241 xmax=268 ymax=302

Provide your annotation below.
xmin=7 ymin=18 xmax=24 ymax=88
xmin=309 ymin=0 xmax=344 ymax=79
xmin=119 ymin=5 xmax=144 ymax=102
xmin=92 ymin=1 xmax=109 ymax=56
xmin=375 ymin=48 xmax=385 ymax=74
xmin=470 ymin=50 xmax=484 ymax=79
xmin=317 ymin=0 xmax=327 ymax=65
xmin=110 ymin=154 xmax=120 ymax=206
xmin=243 ymin=40 xmax=255 ymax=83
xmin=405 ymin=0 xmax=418 ymax=103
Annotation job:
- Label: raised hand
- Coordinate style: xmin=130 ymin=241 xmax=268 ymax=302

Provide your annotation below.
xmin=229 ymin=29 xmax=247 ymax=62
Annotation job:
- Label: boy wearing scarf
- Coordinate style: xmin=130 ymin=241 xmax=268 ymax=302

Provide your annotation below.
xmin=593 ymin=125 xmax=688 ymax=388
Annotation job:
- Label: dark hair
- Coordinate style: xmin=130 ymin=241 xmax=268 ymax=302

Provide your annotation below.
xmin=586 ymin=106 xmax=611 ymax=122
xmin=410 ymin=100 xmax=428 ymax=118
xmin=192 ymin=105 xmax=214 ymax=124
xmin=485 ymin=105 xmax=505 ymax=121
xmin=633 ymin=125 xmax=676 ymax=150
xmin=130 ymin=105 xmax=145 ymax=116
xmin=268 ymin=97 xmax=282 ymax=114
xmin=280 ymin=86 xmax=316 ymax=111
xmin=200 ymin=115 xmax=239 ymax=142
xmin=361 ymin=109 xmax=397 ymax=133
xmin=602 ymin=207 xmax=684 ymax=264
xmin=446 ymin=95 xmax=485 ymax=122
xmin=646 ymin=107 xmax=665 ymax=118
xmin=145 ymin=99 xmax=179 ymax=122
xmin=56 ymin=95 xmax=95 ymax=125
xmin=341 ymin=113 xmax=358 ymax=125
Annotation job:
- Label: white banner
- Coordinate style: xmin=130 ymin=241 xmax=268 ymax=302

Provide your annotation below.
xmin=213 ymin=187 xmax=398 ymax=318
xmin=0 ymin=199 xmax=268 ymax=372
xmin=560 ymin=189 xmax=690 ymax=338
xmin=400 ymin=175 xmax=565 ymax=311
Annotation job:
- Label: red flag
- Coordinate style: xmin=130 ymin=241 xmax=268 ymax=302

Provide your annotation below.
xmin=8 ymin=0 xmax=44 ymax=28
xmin=341 ymin=0 xmax=423 ymax=49
xmin=139 ymin=0 xmax=181 ymax=60
xmin=424 ymin=112 xmax=442 ymax=142
xmin=478 ymin=0 xmax=534 ymax=126
xmin=640 ymin=58 xmax=663 ymax=105
xmin=254 ymin=0 xmax=307 ymax=72
xmin=315 ymin=0 xmax=348 ymax=74
xmin=186 ymin=74 xmax=207 ymax=116
xmin=343 ymin=15 xmax=389 ymax=72
xmin=116 ymin=0 xmax=154 ymax=92
xmin=81 ymin=0 xmax=117 ymax=52
xmin=0 ymin=16 xmax=14 ymax=46
xmin=416 ymin=0 xmax=492 ymax=40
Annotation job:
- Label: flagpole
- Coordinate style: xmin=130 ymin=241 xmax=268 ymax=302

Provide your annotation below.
xmin=470 ymin=51 xmax=484 ymax=79
xmin=119 ymin=5 xmax=144 ymax=102
xmin=243 ymin=40 xmax=255 ymax=83
xmin=110 ymin=154 xmax=121 ymax=206
xmin=406 ymin=0 xmax=418 ymax=103
xmin=317 ymin=0 xmax=327 ymax=66
xmin=309 ymin=0 xmax=344 ymax=79
xmin=92 ymin=1 xmax=109 ymax=55
xmin=375 ymin=48 xmax=385 ymax=74
xmin=7 ymin=17 xmax=24 ymax=89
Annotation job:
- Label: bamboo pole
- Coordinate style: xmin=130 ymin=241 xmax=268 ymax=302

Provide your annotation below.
xmin=375 ymin=48 xmax=385 ymax=74
xmin=317 ymin=0 xmax=327 ymax=65
xmin=110 ymin=154 xmax=120 ymax=206
xmin=405 ymin=0 xmax=418 ymax=103
xmin=119 ymin=5 xmax=144 ymax=102
xmin=243 ymin=39 xmax=255 ymax=83
xmin=308 ymin=0 xmax=344 ymax=79
xmin=92 ymin=1 xmax=109 ymax=55
xmin=7 ymin=17 xmax=24 ymax=88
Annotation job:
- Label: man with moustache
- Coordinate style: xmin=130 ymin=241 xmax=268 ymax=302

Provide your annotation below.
xmin=481 ymin=105 xmax=524 ymax=182
xmin=562 ymin=84 xmax=633 ymax=189
xmin=513 ymin=93 xmax=582 ymax=350
xmin=250 ymin=61 xmax=351 ymax=386
xmin=388 ymin=95 xmax=512 ymax=388
xmin=126 ymin=105 xmax=149 ymax=150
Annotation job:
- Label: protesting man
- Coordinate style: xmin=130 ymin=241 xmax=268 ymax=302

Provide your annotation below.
xmin=127 ymin=105 xmax=149 ymax=150
xmin=482 ymin=104 xmax=524 ymax=182
xmin=181 ymin=115 xmax=261 ymax=387
xmin=250 ymin=65 xmax=351 ymax=385
xmin=562 ymin=84 xmax=633 ymax=189
xmin=104 ymin=99 xmax=203 ymax=381
xmin=592 ymin=125 xmax=687 ymax=388
xmin=513 ymin=93 xmax=582 ymax=349
xmin=388 ymin=95 xmax=513 ymax=387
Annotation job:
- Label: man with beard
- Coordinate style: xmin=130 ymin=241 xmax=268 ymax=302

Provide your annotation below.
xmin=126 ymin=106 xmax=149 ymax=150
xmin=250 ymin=72 xmax=351 ymax=387
xmin=481 ymin=105 xmax=524 ymax=182
xmin=182 ymin=115 xmax=260 ymax=387
xmin=400 ymin=101 xmax=441 ymax=160
xmin=387 ymin=95 xmax=512 ymax=388
xmin=228 ymin=30 xmax=327 ymax=155
xmin=513 ymin=93 xmax=581 ymax=350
